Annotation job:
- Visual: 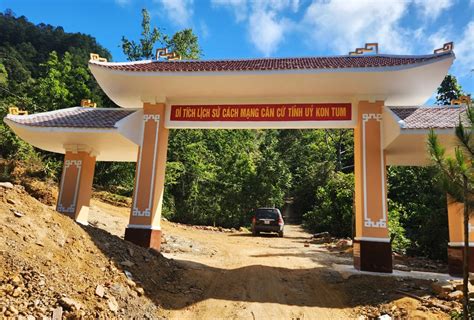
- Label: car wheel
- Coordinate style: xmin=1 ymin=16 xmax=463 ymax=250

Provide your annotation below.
xmin=278 ymin=231 xmax=284 ymax=238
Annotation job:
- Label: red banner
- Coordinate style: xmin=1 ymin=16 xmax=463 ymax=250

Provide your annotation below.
xmin=170 ymin=103 xmax=351 ymax=122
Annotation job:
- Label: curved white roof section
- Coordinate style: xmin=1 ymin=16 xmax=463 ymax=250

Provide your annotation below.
xmin=4 ymin=108 xmax=144 ymax=161
xmin=89 ymin=52 xmax=454 ymax=108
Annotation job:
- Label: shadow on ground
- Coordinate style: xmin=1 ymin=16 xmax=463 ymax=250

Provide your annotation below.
xmin=80 ymin=224 xmax=429 ymax=312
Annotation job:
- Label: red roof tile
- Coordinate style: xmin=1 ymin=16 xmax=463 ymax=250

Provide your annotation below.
xmin=89 ymin=52 xmax=453 ymax=73
xmin=389 ymin=106 xmax=466 ymax=129
xmin=5 ymin=107 xmax=136 ymax=129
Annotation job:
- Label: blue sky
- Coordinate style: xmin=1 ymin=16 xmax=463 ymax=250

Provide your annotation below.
xmin=1 ymin=0 xmax=473 ymax=100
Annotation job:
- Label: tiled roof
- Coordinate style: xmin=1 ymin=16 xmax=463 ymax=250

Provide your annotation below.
xmin=389 ymin=106 xmax=466 ymax=129
xmin=5 ymin=107 xmax=135 ymax=129
xmin=89 ymin=52 xmax=452 ymax=73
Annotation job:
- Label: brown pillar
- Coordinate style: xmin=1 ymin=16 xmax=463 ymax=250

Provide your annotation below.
xmin=447 ymin=195 xmax=474 ymax=276
xmin=353 ymin=101 xmax=392 ymax=273
xmin=56 ymin=147 xmax=97 ymax=225
xmin=124 ymin=103 xmax=169 ymax=251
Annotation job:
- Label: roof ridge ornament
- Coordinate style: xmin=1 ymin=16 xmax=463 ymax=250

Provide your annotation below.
xmin=349 ymin=43 xmax=379 ymax=56
xmin=89 ymin=53 xmax=108 ymax=63
xmin=8 ymin=106 xmax=28 ymax=116
xmin=451 ymin=95 xmax=471 ymax=106
xmin=156 ymin=48 xmax=181 ymax=61
xmin=80 ymin=99 xmax=97 ymax=108
xmin=434 ymin=42 xmax=454 ymax=54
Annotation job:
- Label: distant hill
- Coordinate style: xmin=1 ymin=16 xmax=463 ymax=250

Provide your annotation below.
xmin=0 ymin=10 xmax=111 ymax=78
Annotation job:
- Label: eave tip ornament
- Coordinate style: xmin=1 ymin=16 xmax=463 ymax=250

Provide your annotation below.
xmin=156 ymin=48 xmax=181 ymax=61
xmin=89 ymin=53 xmax=108 ymax=63
xmin=434 ymin=42 xmax=454 ymax=54
xmin=80 ymin=99 xmax=97 ymax=108
xmin=8 ymin=106 xmax=28 ymax=116
xmin=349 ymin=43 xmax=379 ymax=56
xmin=451 ymin=95 xmax=471 ymax=106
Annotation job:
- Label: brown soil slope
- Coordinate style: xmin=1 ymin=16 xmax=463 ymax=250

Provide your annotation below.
xmin=0 ymin=185 xmax=195 ymax=319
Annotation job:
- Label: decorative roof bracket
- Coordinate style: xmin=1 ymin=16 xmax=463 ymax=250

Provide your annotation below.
xmin=434 ymin=42 xmax=454 ymax=54
xmin=451 ymin=95 xmax=471 ymax=105
xmin=156 ymin=48 xmax=181 ymax=61
xmin=8 ymin=106 xmax=28 ymax=115
xmin=81 ymin=99 xmax=97 ymax=108
xmin=89 ymin=53 xmax=108 ymax=62
xmin=349 ymin=43 xmax=379 ymax=56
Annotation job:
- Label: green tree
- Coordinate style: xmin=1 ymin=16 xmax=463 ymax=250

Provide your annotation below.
xmin=121 ymin=8 xmax=161 ymax=61
xmin=428 ymin=102 xmax=474 ymax=319
xmin=35 ymin=51 xmax=70 ymax=112
xmin=278 ymin=129 xmax=345 ymax=223
xmin=436 ymin=74 xmax=464 ymax=105
xmin=387 ymin=166 xmax=448 ymax=259
xmin=121 ymin=8 xmax=201 ymax=61
xmin=303 ymin=172 xmax=354 ymax=237
xmin=387 ymin=199 xmax=411 ymax=253
xmin=166 ymin=29 xmax=201 ymax=59
xmin=0 ymin=11 xmax=114 ymax=182
xmin=0 ymin=62 xmax=7 ymax=85
xmin=34 ymin=51 xmax=91 ymax=112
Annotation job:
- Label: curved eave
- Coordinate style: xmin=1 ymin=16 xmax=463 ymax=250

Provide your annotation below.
xmin=3 ymin=114 xmax=143 ymax=162
xmin=383 ymin=106 xmax=462 ymax=166
xmin=385 ymin=128 xmax=458 ymax=166
xmin=89 ymin=53 xmax=454 ymax=108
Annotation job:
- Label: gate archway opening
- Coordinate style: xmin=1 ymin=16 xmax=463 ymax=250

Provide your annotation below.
xmin=5 ymin=42 xmax=470 ymax=275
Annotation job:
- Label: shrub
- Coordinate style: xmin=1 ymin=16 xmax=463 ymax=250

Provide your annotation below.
xmin=303 ymin=172 xmax=354 ymax=237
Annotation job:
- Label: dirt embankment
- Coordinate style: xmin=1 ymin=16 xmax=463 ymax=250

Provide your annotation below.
xmin=0 ymin=185 xmax=199 ymax=319
xmin=0 ymin=182 xmax=461 ymax=319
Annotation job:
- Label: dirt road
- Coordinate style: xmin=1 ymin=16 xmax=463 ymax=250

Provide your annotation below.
xmin=164 ymin=226 xmax=355 ymax=320
xmin=89 ymin=200 xmax=452 ymax=319
xmin=90 ymin=200 xmax=355 ymax=319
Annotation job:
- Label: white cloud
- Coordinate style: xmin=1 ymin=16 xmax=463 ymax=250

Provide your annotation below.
xmin=212 ymin=0 xmax=299 ymax=56
xmin=303 ymin=0 xmax=411 ymax=54
xmin=249 ymin=9 xmax=288 ymax=56
xmin=454 ymin=21 xmax=474 ymax=76
xmin=211 ymin=0 xmax=465 ymax=60
xmin=211 ymin=0 xmax=247 ymax=22
xmin=290 ymin=0 xmax=300 ymax=12
xmin=199 ymin=20 xmax=210 ymax=39
xmin=156 ymin=0 xmax=194 ymax=27
xmin=413 ymin=0 xmax=454 ymax=20
xmin=426 ymin=27 xmax=452 ymax=51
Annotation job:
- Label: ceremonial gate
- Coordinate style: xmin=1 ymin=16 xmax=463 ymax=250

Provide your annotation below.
xmin=4 ymin=42 xmax=470 ymax=275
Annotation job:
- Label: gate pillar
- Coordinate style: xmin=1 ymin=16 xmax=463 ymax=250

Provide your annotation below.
xmin=447 ymin=195 xmax=474 ymax=276
xmin=353 ymin=101 xmax=392 ymax=273
xmin=125 ymin=103 xmax=169 ymax=251
xmin=56 ymin=146 xmax=97 ymax=225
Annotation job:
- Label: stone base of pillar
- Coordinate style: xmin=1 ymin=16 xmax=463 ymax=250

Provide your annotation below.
xmin=447 ymin=245 xmax=474 ymax=276
xmin=353 ymin=239 xmax=392 ymax=273
xmin=124 ymin=227 xmax=161 ymax=251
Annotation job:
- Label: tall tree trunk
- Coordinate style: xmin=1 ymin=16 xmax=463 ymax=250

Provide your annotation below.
xmin=463 ymin=175 xmax=469 ymax=320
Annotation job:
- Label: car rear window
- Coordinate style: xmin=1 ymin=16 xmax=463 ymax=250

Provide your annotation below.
xmin=255 ymin=209 xmax=278 ymax=219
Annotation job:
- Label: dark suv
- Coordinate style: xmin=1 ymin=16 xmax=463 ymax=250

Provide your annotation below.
xmin=251 ymin=208 xmax=284 ymax=237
